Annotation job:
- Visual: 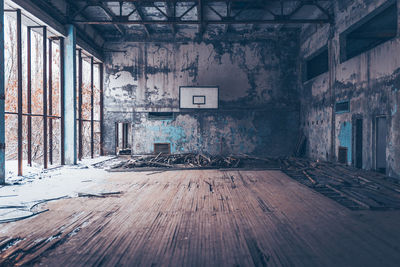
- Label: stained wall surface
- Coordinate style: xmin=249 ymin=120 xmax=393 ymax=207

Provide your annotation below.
xmin=103 ymin=33 xmax=300 ymax=156
xmin=300 ymin=0 xmax=400 ymax=178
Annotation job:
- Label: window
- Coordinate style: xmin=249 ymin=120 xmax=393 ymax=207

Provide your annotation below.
xmin=305 ymin=47 xmax=329 ymax=81
xmin=148 ymin=112 xmax=174 ymax=120
xmin=154 ymin=143 xmax=171 ymax=154
xmin=335 ymin=100 xmax=350 ymax=114
xmin=341 ymin=2 xmax=397 ymax=62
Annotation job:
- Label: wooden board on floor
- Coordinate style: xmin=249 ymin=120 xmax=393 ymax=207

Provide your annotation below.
xmin=1 ymin=170 xmax=400 ymax=266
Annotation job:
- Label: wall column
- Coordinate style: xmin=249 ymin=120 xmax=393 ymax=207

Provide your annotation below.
xmin=0 ymin=0 xmax=5 ymax=184
xmin=99 ymin=63 xmax=104 ymax=156
xmin=328 ymin=24 xmax=336 ymax=162
xmin=63 ymin=25 xmax=77 ymax=165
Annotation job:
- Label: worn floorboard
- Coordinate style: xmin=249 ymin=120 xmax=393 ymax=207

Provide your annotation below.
xmin=1 ymin=170 xmax=400 ymax=266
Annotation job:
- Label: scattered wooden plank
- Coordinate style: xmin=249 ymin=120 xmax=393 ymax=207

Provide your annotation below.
xmin=282 ymin=157 xmax=400 ymax=210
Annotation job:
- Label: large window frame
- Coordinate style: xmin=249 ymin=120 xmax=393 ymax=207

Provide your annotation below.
xmin=340 ymin=1 xmax=397 ymax=62
xmin=3 ymin=8 xmax=104 ymax=176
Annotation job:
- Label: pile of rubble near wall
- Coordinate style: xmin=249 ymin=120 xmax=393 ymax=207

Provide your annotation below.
xmin=281 ymin=157 xmax=400 ymax=210
xmin=111 ymin=153 xmax=241 ymax=169
xmin=110 ymin=153 xmax=281 ymax=170
xmin=108 ymin=153 xmax=400 ymax=211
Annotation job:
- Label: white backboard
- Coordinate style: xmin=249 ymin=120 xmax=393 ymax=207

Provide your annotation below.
xmin=179 ymin=86 xmax=219 ymax=109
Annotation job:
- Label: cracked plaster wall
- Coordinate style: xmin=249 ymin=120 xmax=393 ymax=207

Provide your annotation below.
xmin=103 ymin=33 xmax=300 ymax=156
xmin=300 ymin=0 xmax=400 ymax=178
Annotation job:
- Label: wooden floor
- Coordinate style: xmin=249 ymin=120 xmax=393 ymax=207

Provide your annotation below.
xmin=1 ymin=170 xmax=400 ymax=266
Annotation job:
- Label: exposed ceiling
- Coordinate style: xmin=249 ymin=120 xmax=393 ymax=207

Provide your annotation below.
xmin=5 ymin=0 xmax=333 ymax=58
xmin=68 ymin=0 xmax=333 ymax=41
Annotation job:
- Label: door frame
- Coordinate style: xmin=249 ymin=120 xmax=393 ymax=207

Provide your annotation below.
xmin=374 ymin=115 xmax=387 ymax=173
xmin=352 ymin=115 xmax=363 ymax=169
xmin=115 ymin=122 xmax=131 ymax=154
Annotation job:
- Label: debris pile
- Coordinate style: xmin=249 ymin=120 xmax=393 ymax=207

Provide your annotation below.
xmin=281 ymin=157 xmax=400 ymax=210
xmin=111 ymin=153 xmax=242 ymax=169
xmin=108 ymin=153 xmax=400 ymax=210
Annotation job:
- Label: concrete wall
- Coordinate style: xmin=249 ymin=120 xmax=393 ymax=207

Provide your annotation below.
xmin=103 ymin=32 xmax=300 ymax=156
xmin=300 ymin=0 xmax=400 ymax=178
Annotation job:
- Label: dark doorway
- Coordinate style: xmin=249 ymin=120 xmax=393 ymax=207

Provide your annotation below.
xmin=115 ymin=122 xmax=131 ymax=154
xmin=122 ymin=123 xmax=129 ymax=149
xmin=354 ymin=118 xmax=363 ymax=169
xmin=376 ymin=116 xmax=387 ymax=174
xmin=338 ymin=146 xmax=348 ymax=164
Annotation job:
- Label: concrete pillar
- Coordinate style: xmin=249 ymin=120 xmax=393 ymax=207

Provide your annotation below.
xmin=329 ymin=3 xmax=337 ymax=163
xmin=0 ymin=0 xmax=5 ymax=184
xmin=63 ymin=25 xmax=77 ymax=165
xmin=328 ymin=26 xmax=336 ymax=163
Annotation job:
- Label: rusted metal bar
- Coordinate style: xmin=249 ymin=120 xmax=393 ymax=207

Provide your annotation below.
xmin=43 ymin=27 xmax=48 ymax=169
xmin=80 ymin=119 xmax=100 ymax=122
xmin=90 ymin=57 xmax=94 ymax=158
xmin=59 ymin=37 xmax=65 ymax=165
xmin=27 ymin=27 xmax=32 ymax=167
xmin=78 ymin=49 xmax=83 ymax=161
xmin=0 ymin=0 xmax=4 ymax=184
xmin=5 ymin=112 xmax=60 ymax=119
xmin=16 ymin=9 xmax=22 ymax=176
xmin=99 ymin=63 xmax=104 ymax=156
xmin=48 ymin=38 xmax=53 ymax=165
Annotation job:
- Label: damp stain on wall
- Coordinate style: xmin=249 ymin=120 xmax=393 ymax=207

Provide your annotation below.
xmin=338 ymin=121 xmax=352 ymax=165
xmin=104 ymin=34 xmax=300 ymax=157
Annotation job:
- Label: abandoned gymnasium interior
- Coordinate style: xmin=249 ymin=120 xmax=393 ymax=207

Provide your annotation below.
xmin=0 ymin=0 xmax=400 ymax=266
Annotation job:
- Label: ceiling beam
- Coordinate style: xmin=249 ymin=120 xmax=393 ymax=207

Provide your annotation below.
xmin=74 ymin=0 xmax=332 ymax=2
xmin=71 ymin=0 xmax=333 ymax=40
xmin=224 ymin=1 xmax=231 ymax=34
xmin=73 ymin=18 xmax=331 ymax=24
xmin=10 ymin=0 xmax=105 ymax=61
xmin=165 ymin=2 xmax=177 ymax=35
xmin=198 ymin=0 xmax=206 ymax=36
xmin=98 ymin=2 xmax=126 ymax=36
xmin=132 ymin=3 xmax=152 ymax=36
xmin=348 ymin=31 xmax=396 ymax=39
xmin=72 ymin=0 xmax=332 ymax=26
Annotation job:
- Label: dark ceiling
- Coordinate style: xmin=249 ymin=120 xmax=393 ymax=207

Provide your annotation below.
xmin=68 ymin=0 xmax=333 ymax=40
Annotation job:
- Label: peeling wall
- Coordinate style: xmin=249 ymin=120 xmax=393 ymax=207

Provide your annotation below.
xmin=338 ymin=121 xmax=352 ymax=164
xmin=300 ymin=0 xmax=400 ymax=178
xmin=103 ymin=32 xmax=300 ymax=156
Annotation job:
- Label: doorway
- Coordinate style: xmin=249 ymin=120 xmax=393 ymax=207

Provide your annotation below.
xmin=353 ymin=118 xmax=363 ymax=169
xmin=115 ymin=122 xmax=131 ymax=155
xmin=338 ymin=146 xmax=348 ymax=164
xmin=375 ymin=116 xmax=387 ymax=174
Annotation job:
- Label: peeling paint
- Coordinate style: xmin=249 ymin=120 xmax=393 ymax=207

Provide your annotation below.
xmin=338 ymin=121 xmax=352 ymax=165
xmin=104 ymin=36 xmax=300 ymax=157
xmin=301 ymin=0 xmax=400 ymax=178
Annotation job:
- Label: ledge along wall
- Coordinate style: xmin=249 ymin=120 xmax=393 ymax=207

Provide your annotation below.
xmin=103 ymin=31 xmax=300 ymax=157
xmin=300 ymin=0 xmax=400 ymax=178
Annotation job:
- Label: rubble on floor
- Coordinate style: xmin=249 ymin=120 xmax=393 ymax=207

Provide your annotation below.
xmin=105 ymin=153 xmax=400 ymax=210
xmin=108 ymin=153 xmax=281 ymax=170
xmin=281 ymin=157 xmax=400 ymax=210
